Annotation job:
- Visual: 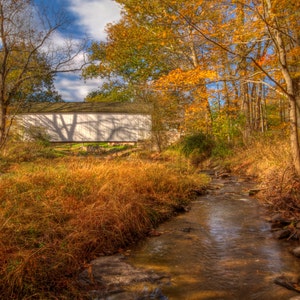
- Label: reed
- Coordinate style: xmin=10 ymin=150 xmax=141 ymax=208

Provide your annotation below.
xmin=226 ymin=135 xmax=300 ymax=216
xmin=0 ymin=156 xmax=207 ymax=299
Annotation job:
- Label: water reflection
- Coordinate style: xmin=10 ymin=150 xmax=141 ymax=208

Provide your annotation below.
xmin=129 ymin=176 xmax=300 ymax=299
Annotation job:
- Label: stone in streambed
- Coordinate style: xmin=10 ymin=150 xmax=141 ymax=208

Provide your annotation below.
xmin=78 ymin=254 xmax=169 ymax=299
xmin=273 ymin=229 xmax=291 ymax=239
xmin=79 ymin=254 xmax=164 ymax=287
xmin=248 ymin=189 xmax=261 ymax=196
xmin=274 ymin=275 xmax=300 ymax=292
xmin=271 ymin=213 xmax=291 ymax=225
xmin=292 ymin=247 xmax=300 ymax=258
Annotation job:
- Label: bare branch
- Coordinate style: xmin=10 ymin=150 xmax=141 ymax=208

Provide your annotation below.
xmin=0 ymin=0 xmax=88 ymax=146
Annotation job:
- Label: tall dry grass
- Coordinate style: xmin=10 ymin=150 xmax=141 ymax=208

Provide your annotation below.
xmin=0 ymin=156 xmax=207 ymax=299
xmin=226 ymin=135 xmax=300 ymax=216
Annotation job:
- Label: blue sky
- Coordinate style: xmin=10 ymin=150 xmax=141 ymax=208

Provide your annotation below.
xmin=34 ymin=0 xmax=121 ymax=102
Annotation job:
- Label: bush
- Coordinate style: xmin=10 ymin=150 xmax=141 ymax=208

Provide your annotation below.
xmin=1 ymin=141 xmax=60 ymax=163
xmin=22 ymin=125 xmax=51 ymax=147
xmin=211 ymin=141 xmax=233 ymax=158
xmin=180 ymin=132 xmax=214 ymax=165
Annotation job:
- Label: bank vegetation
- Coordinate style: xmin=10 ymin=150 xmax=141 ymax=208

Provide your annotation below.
xmin=223 ymin=135 xmax=300 ymax=220
xmin=0 ymin=142 xmax=208 ymax=299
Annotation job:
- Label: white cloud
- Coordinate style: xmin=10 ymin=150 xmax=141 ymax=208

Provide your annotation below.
xmin=54 ymin=0 xmax=121 ymax=101
xmin=68 ymin=0 xmax=121 ymax=40
xmin=55 ymin=75 xmax=102 ymax=102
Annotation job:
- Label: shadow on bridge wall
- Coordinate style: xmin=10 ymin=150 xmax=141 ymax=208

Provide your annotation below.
xmin=18 ymin=113 xmax=151 ymax=142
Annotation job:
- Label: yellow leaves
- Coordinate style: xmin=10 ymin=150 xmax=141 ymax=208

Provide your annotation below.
xmin=170 ymin=15 xmax=178 ymax=21
xmin=288 ymin=46 xmax=300 ymax=59
xmin=155 ymin=67 xmax=217 ymax=90
xmin=160 ymin=31 xmax=167 ymax=46
xmin=186 ymin=101 xmax=206 ymax=113
xmin=184 ymin=103 xmax=211 ymax=133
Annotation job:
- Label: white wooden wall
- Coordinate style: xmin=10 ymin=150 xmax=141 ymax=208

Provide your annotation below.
xmin=18 ymin=113 xmax=152 ymax=142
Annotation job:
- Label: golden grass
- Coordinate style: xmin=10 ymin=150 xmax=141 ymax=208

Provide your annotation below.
xmin=0 ymin=156 xmax=207 ymax=299
xmin=228 ymin=136 xmax=291 ymax=177
xmin=225 ymin=135 xmax=300 ymax=217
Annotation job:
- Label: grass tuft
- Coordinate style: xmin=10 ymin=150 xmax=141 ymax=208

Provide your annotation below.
xmin=224 ymin=135 xmax=300 ymax=217
xmin=0 ymin=155 xmax=208 ymax=299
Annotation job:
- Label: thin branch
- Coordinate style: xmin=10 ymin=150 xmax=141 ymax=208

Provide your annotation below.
xmin=163 ymin=1 xmax=290 ymax=98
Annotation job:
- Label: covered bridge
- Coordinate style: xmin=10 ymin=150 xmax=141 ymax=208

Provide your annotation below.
xmin=17 ymin=102 xmax=152 ymax=143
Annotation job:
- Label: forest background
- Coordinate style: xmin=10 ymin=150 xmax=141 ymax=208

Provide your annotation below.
xmin=82 ymin=0 xmax=300 ymax=174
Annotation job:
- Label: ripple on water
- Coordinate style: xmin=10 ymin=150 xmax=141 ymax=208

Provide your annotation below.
xmin=129 ymin=176 xmax=300 ymax=300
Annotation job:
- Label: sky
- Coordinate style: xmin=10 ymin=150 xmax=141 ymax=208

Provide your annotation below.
xmin=34 ymin=0 xmax=122 ymax=102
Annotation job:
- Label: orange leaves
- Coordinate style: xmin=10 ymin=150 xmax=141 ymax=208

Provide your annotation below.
xmin=183 ymin=99 xmax=211 ymax=133
xmin=154 ymin=66 xmax=215 ymax=132
xmin=257 ymin=54 xmax=274 ymax=67
xmin=155 ymin=67 xmax=217 ymax=90
xmin=288 ymin=46 xmax=300 ymax=74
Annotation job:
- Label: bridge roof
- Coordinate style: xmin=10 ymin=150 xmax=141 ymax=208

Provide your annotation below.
xmin=20 ymin=102 xmax=152 ymax=114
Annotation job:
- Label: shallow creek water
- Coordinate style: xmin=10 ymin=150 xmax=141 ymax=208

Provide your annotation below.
xmin=125 ymin=173 xmax=300 ymax=300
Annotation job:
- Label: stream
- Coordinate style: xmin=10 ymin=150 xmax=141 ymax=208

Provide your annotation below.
xmin=82 ymin=173 xmax=300 ymax=300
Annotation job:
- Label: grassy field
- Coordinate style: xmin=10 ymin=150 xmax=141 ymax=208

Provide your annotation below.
xmin=0 ymin=143 xmax=209 ymax=299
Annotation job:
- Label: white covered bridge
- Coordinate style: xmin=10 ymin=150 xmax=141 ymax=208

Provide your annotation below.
xmin=17 ymin=102 xmax=152 ymax=143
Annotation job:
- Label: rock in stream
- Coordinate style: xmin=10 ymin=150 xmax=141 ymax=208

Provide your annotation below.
xmin=78 ymin=254 xmax=169 ymax=299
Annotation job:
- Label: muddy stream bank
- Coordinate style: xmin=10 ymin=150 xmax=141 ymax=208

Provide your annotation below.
xmin=79 ymin=172 xmax=300 ymax=300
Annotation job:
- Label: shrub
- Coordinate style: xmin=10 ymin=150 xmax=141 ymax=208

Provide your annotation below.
xmin=180 ymin=132 xmax=215 ymax=165
xmin=21 ymin=125 xmax=51 ymax=147
xmin=1 ymin=141 xmax=60 ymax=163
xmin=211 ymin=141 xmax=233 ymax=158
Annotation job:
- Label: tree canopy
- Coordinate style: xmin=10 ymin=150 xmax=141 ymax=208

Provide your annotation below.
xmin=85 ymin=0 xmax=299 ymax=174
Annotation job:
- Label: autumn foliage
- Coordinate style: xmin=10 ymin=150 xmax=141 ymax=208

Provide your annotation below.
xmin=84 ymin=0 xmax=300 ymax=174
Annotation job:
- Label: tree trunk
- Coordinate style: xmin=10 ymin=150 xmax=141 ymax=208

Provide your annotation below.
xmin=289 ymin=93 xmax=300 ymax=175
xmin=0 ymin=104 xmax=7 ymax=149
xmin=264 ymin=0 xmax=300 ymax=175
xmin=277 ymin=54 xmax=300 ymax=176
